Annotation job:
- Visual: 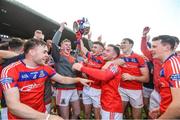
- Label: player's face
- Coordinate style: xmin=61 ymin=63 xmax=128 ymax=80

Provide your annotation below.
xmin=33 ymin=45 xmax=49 ymax=65
xmin=151 ymin=40 xmax=164 ymax=60
xmin=120 ymin=40 xmax=132 ymax=53
xmin=91 ymin=44 xmax=103 ymax=55
xmin=61 ymin=41 xmax=71 ymax=55
xmin=102 ymin=46 xmax=115 ymax=61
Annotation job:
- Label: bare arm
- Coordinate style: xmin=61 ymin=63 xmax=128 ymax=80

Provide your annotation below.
xmin=122 ymin=67 xmax=149 ymax=83
xmin=4 ymin=87 xmax=49 ymax=119
xmin=159 ymin=88 xmax=180 ymax=119
xmin=4 ymin=87 xmax=63 ymax=120
xmin=80 ymin=39 xmax=89 ymax=55
xmin=0 ymin=50 xmax=18 ymax=59
xmin=51 ymin=73 xmax=92 ymax=86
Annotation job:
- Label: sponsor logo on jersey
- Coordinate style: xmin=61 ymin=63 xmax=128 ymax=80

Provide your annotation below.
xmin=171 ymin=74 xmax=180 ymax=81
xmin=20 ymin=83 xmax=42 ymax=92
xmin=19 ymin=70 xmax=47 ymax=82
xmin=122 ymin=57 xmax=138 ymax=63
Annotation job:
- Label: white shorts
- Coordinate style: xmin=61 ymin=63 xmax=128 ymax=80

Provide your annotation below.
xmin=149 ymin=89 xmax=161 ymax=111
xmin=1 ymin=107 xmax=7 ymax=120
xmin=143 ymin=87 xmax=153 ymax=98
xmin=83 ymin=86 xmax=101 ymax=108
xmin=56 ymin=89 xmax=79 ymax=106
xmin=101 ymin=109 xmax=123 ymax=120
xmin=119 ymin=87 xmax=144 ymax=108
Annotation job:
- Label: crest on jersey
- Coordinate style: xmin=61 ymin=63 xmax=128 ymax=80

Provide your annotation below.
xmin=109 ymin=64 xmax=118 ymax=74
xmin=0 ymin=77 xmax=13 ymax=85
xmin=171 ymin=74 xmax=180 ymax=81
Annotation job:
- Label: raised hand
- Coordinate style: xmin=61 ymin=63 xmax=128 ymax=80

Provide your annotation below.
xmin=97 ymin=35 xmax=102 ymax=41
xmin=143 ymin=26 xmax=150 ymax=36
xmin=59 ymin=22 xmax=67 ymax=32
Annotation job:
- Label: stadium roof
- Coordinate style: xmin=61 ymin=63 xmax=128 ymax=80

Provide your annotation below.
xmin=0 ymin=0 xmax=90 ymax=49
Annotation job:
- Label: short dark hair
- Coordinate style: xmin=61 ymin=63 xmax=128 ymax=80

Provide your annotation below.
xmin=123 ymin=38 xmax=134 ymax=46
xmin=173 ymin=36 xmax=179 ymax=45
xmin=152 ymin=35 xmax=177 ymax=50
xmin=24 ymin=39 xmax=47 ymax=54
xmin=9 ymin=38 xmax=24 ymax=51
xmin=108 ymin=44 xmax=120 ymax=57
xmin=93 ymin=41 xmax=104 ymax=49
xmin=60 ymin=39 xmax=71 ymax=46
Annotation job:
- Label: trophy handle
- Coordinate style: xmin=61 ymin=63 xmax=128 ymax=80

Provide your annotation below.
xmin=73 ymin=21 xmax=79 ymax=33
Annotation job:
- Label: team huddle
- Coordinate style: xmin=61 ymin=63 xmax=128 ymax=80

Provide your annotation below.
xmin=0 ymin=23 xmax=180 ymax=120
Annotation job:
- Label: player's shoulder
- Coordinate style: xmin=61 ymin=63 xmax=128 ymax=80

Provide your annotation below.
xmin=165 ymin=55 xmax=180 ymax=67
xmin=1 ymin=61 xmax=22 ymax=77
xmin=132 ymin=52 xmax=144 ymax=59
xmin=3 ymin=61 xmax=22 ymax=71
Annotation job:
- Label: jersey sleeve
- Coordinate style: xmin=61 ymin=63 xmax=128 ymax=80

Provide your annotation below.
xmin=81 ymin=63 xmax=119 ymax=81
xmin=165 ymin=60 xmax=180 ymax=88
xmin=51 ymin=31 xmax=62 ymax=63
xmin=0 ymin=65 xmax=18 ymax=90
xmin=140 ymin=36 xmax=153 ymax=61
xmin=137 ymin=56 xmax=146 ymax=68
xmin=44 ymin=66 xmax=56 ymax=78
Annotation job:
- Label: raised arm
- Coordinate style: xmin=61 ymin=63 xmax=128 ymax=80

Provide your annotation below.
xmin=141 ymin=27 xmax=153 ymax=61
xmin=52 ymin=22 xmax=66 ymax=45
xmin=80 ymin=39 xmax=89 ymax=56
xmin=51 ymin=22 xmax=66 ymax=62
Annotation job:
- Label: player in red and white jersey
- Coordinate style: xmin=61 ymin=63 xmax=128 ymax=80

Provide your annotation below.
xmin=119 ymin=38 xmax=149 ymax=119
xmin=149 ymin=35 xmax=180 ymax=119
xmin=141 ymin=27 xmax=162 ymax=114
xmin=73 ymin=44 xmax=123 ymax=120
xmin=80 ymin=39 xmax=105 ymax=119
xmin=0 ymin=39 xmax=92 ymax=120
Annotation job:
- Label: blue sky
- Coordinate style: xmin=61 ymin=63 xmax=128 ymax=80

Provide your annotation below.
xmin=17 ymin=0 xmax=180 ymax=53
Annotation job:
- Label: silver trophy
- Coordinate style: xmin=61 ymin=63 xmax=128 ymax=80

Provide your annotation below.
xmin=73 ymin=17 xmax=90 ymax=35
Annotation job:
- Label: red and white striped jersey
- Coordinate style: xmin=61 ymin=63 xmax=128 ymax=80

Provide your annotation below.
xmin=159 ymin=54 xmax=180 ymax=114
xmin=0 ymin=60 xmax=56 ymax=119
